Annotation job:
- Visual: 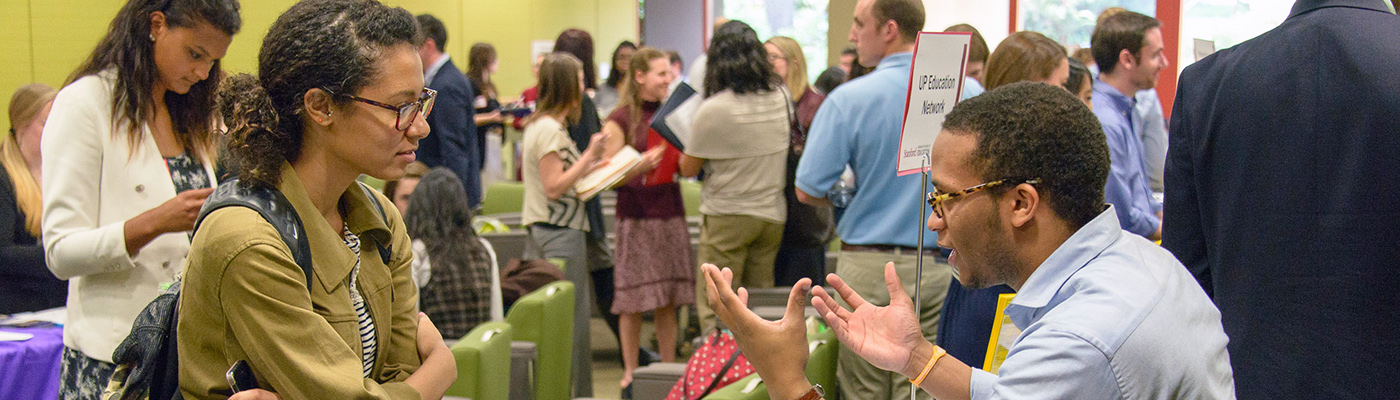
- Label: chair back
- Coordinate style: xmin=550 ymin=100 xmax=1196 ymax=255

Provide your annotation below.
xmin=446 ymin=322 xmax=513 ymax=400
xmin=505 ymin=281 xmax=575 ymax=400
xmin=481 ymin=182 xmax=526 ymax=216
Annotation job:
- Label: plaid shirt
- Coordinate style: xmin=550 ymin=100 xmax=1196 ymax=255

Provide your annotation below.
xmin=418 ymin=237 xmax=494 ymax=339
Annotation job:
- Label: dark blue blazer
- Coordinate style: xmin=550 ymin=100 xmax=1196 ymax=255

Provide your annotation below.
xmin=422 ymin=58 xmax=482 ymax=208
xmin=1163 ymin=1 xmax=1400 ymax=397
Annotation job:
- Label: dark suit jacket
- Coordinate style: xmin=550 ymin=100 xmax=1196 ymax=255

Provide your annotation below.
xmin=422 ymin=58 xmax=482 ymax=209
xmin=1163 ymin=1 xmax=1400 ymax=397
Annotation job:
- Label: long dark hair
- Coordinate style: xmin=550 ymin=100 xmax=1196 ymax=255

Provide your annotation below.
xmin=405 ymin=167 xmax=493 ymax=337
xmin=467 ymin=42 xmax=498 ymax=99
xmin=604 ymin=40 xmax=637 ymax=89
xmin=703 ymin=20 xmax=778 ymax=97
xmin=216 ymin=0 xmax=420 ymax=188
xmin=405 ymin=168 xmax=487 ymax=251
xmin=71 ymin=0 xmax=241 ymax=158
xmin=553 ymin=29 xmax=597 ymax=91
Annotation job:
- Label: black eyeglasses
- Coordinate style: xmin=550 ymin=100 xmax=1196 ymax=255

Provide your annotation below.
xmin=326 ymin=88 xmax=437 ymax=131
xmin=926 ymin=178 xmax=1041 ymax=219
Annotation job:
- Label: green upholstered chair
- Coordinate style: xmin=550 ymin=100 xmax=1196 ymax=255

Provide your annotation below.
xmin=505 ymin=281 xmax=575 ymax=400
xmin=480 ymin=182 xmax=526 ymax=216
xmin=804 ymin=328 xmax=840 ymax=396
xmin=701 ymin=373 xmax=766 ymax=400
xmin=445 ymin=322 xmax=513 ymax=400
xmin=680 ymin=180 xmax=702 ymax=217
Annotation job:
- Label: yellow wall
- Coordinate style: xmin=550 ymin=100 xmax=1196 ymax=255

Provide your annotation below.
xmin=0 ymin=0 xmax=638 ymax=130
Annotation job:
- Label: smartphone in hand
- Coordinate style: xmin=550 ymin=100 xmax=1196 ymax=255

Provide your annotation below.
xmin=226 ymin=360 xmax=259 ymax=393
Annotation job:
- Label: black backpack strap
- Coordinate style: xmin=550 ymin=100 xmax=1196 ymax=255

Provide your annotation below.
xmin=194 ymin=180 xmax=314 ymax=289
xmin=356 ymin=181 xmax=393 ymax=266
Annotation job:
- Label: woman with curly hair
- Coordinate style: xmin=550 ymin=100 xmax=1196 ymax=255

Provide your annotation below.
xmin=177 ymin=0 xmax=455 ymax=398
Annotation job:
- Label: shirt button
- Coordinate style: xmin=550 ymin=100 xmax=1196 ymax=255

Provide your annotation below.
xmin=135 ymin=184 xmax=145 ymax=193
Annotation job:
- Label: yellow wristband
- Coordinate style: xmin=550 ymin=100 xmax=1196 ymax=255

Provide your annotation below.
xmin=909 ymin=345 xmax=947 ymax=386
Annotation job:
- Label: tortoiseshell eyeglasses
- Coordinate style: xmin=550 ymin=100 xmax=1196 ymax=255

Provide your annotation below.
xmin=326 ymin=88 xmax=437 ymax=131
xmin=927 ymin=178 xmax=1041 ymax=218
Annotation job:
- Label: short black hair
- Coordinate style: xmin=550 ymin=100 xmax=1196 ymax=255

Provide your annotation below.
xmin=1091 ymin=11 xmax=1160 ymax=75
xmin=942 ymin=82 xmax=1110 ymax=228
xmin=667 ymin=50 xmax=682 ymax=67
xmin=416 ymin=14 xmax=447 ymax=52
xmin=703 ymin=20 xmax=778 ymax=97
xmin=813 ymin=66 xmax=846 ymax=94
xmin=841 ymin=47 xmax=857 ymax=57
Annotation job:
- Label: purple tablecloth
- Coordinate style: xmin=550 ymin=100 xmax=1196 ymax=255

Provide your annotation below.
xmin=0 ymin=326 xmax=64 ymax=400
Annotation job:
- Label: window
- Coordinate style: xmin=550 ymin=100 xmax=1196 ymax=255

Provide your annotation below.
xmin=1178 ymin=0 xmax=1292 ymax=74
xmin=718 ymin=0 xmax=829 ymax=82
xmin=1017 ymin=0 xmax=1155 ymax=50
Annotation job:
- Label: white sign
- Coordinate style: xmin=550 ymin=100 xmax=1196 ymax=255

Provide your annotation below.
xmin=1193 ymin=38 xmax=1216 ymax=62
xmin=896 ymin=32 xmax=972 ymax=176
xmin=531 ymin=40 xmax=556 ymax=63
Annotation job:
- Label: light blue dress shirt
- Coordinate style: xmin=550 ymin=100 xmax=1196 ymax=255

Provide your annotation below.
xmin=795 ymin=52 xmax=937 ymax=248
xmin=1134 ymin=88 xmax=1168 ymax=192
xmin=968 ymin=208 xmax=1235 ymax=399
xmin=1092 ymin=79 xmax=1162 ymax=238
xmin=962 ymin=77 xmax=985 ymax=100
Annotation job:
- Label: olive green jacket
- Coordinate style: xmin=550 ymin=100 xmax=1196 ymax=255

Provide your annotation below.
xmin=178 ymin=164 xmax=421 ymax=399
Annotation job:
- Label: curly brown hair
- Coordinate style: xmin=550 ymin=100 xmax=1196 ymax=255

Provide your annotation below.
xmin=216 ymin=0 xmax=420 ymax=188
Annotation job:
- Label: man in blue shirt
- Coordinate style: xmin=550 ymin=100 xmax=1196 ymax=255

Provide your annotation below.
xmin=702 ymin=82 xmax=1234 ymax=400
xmin=1089 ymin=11 xmax=1167 ymax=240
xmin=794 ymin=0 xmax=951 ymax=398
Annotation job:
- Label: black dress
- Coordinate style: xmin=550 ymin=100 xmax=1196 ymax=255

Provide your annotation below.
xmin=0 ymin=162 xmax=65 ymax=314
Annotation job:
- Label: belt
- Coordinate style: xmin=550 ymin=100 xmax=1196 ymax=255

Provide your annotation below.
xmin=840 ymin=242 xmax=942 ymax=255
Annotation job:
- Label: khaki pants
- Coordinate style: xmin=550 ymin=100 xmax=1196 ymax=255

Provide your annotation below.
xmin=694 ymin=214 xmax=783 ymax=331
xmin=834 ymin=249 xmax=954 ymax=400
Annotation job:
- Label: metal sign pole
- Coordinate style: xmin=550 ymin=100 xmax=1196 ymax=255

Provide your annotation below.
xmin=911 ymin=155 xmax=930 ymax=400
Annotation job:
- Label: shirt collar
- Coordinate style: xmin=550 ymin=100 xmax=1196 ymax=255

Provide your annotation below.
xmin=1092 ymin=78 xmax=1137 ymax=114
xmin=424 ymin=53 xmax=451 ymax=86
xmin=1009 ymin=206 xmax=1123 ymax=310
xmin=276 ymin=163 xmax=392 ymax=293
xmin=874 ymin=52 xmax=913 ymax=72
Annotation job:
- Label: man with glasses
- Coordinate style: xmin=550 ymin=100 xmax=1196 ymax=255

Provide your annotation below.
xmin=703 ymin=83 xmax=1234 ymax=400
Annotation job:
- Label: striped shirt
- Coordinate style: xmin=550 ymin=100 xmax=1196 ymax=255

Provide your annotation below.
xmin=520 ymin=116 xmax=590 ymax=231
xmin=342 ymin=224 xmax=377 ymax=378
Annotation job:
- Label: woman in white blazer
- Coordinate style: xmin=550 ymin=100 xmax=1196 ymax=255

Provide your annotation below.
xmin=40 ymin=0 xmax=241 ymax=397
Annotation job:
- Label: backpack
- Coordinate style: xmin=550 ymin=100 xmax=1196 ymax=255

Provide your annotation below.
xmin=666 ymin=330 xmax=755 ymax=400
xmin=102 ymin=181 xmax=389 ymax=400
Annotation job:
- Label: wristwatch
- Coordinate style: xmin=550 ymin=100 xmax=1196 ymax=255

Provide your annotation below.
xmin=793 ymin=384 xmax=825 ymax=400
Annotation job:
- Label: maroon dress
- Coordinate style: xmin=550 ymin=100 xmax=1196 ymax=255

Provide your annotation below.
xmin=607 ymin=101 xmax=695 ymax=314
